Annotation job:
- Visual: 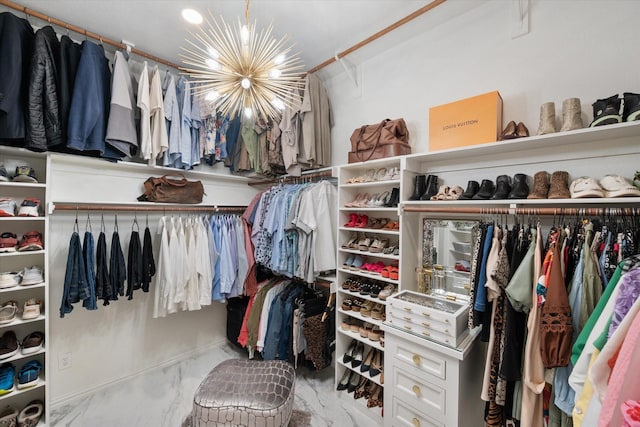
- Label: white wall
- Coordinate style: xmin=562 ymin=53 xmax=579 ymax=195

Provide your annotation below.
xmin=47 ymin=155 xmax=258 ymax=404
xmin=326 ymin=0 xmax=640 ymax=165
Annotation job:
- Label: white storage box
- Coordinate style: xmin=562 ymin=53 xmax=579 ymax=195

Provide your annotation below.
xmin=385 ymin=290 xmax=470 ymax=347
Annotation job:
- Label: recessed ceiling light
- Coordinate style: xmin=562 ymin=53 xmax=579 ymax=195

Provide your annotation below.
xmin=182 ymin=8 xmax=203 ymax=25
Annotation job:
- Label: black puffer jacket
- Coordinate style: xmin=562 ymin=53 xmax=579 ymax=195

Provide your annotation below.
xmin=27 ymin=25 xmax=61 ymax=151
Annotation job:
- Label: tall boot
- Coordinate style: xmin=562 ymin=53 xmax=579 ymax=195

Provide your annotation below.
xmin=409 ymin=175 xmax=426 ymax=200
xmin=560 ymin=98 xmax=584 ymax=131
xmin=385 ymin=187 xmax=399 ymax=207
xmin=589 ymin=94 xmax=621 ymax=127
xmin=420 ymin=175 xmax=439 ymax=200
xmin=537 ymin=102 xmax=557 ymax=135
xmin=623 ymin=92 xmax=640 ymax=122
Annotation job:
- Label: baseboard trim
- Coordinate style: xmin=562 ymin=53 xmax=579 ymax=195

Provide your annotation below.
xmin=51 ymin=338 xmax=227 ymax=408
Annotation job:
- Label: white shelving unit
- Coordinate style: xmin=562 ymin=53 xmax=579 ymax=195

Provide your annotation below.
xmin=334 ymin=120 xmax=640 ymax=426
xmin=0 ymin=146 xmax=49 ymax=425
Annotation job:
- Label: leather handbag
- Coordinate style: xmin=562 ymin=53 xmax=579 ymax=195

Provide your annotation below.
xmin=348 ymin=118 xmax=411 ymax=163
xmin=137 ymin=174 xmax=205 ymax=204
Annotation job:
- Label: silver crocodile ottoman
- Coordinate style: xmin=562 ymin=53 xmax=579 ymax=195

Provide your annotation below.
xmin=192 ymin=359 xmax=296 ymax=427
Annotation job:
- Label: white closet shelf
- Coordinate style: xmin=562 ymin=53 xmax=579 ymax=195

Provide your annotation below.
xmin=0 ymin=378 xmax=46 ymax=400
xmin=338 ymin=268 xmax=399 ymax=285
xmin=339 ymin=207 xmax=398 ymax=212
xmin=48 ymin=152 xmax=252 ymax=183
xmin=0 ymin=183 xmax=47 ymax=189
xmin=339 ymin=227 xmax=399 ymax=236
xmin=337 ymin=327 xmax=385 ymax=352
xmin=340 ymin=248 xmax=399 ymax=261
xmin=340 ymin=179 xmax=400 ymax=188
xmin=0 ymin=251 xmax=45 ymax=258
xmin=338 ymin=308 xmax=385 ymax=327
xmin=403 ymin=120 xmax=640 ymax=164
xmin=0 ymin=314 xmax=45 ymax=329
xmin=0 ymin=283 xmax=46 ymax=294
xmin=1 ymin=348 xmax=45 ymax=365
xmin=339 ymin=288 xmax=389 ymax=306
xmin=402 ymin=197 xmax=640 ymax=207
xmin=336 ymin=360 xmax=384 ymax=386
xmin=0 ymin=217 xmax=45 ymax=222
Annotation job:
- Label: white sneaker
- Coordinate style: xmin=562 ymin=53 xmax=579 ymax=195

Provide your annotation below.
xmin=0 ymin=199 xmax=16 ymax=217
xmin=0 ymin=272 xmax=20 ymax=289
xmin=19 ymin=267 xmax=43 ymax=286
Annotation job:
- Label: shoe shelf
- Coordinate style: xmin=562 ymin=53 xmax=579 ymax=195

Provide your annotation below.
xmin=0 ymin=250 xmax=46 ymax=258
xmin=0 ymin=377 xmax=45 ymax=400
xmin=341 ymin=179 xmax=401 ymax=189
xmin=338 ymin=308 xmax=384 ymax=326
xmin=0 ymin=183 xmax=47 ymax=189
xmin=402 ymin=197 xmax=640 ymax=207
xmin=0 ymin=283 xmax=46 ymax=295
xmin=336 ymin=388 xmax=383 ymax=420
xmin=339 ymin=227 xmax=399 ymax=236
xmin=340 ymin=248 xmax=399 ymax=261
xmin=0 ymin=314 xmax=45 ymax=329
xmin=338 ymin=268 xmax=399 ymax=285
xmin=0 ymin=217 xmax=45 ymax=222
xmin=338 ymin=327 xmax=386 ymax=352
xmin=1 ymin=348 xmax=45 ymax=365
xmin=340 ymin=207 xmax=398 ymax=212
xmin=339 ymin=288 xmax=389 ymax=306
xmin=336 ymin=359 xmax=384 ymax=387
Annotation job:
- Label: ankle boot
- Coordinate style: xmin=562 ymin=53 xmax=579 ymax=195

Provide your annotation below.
xmin=490 ymin=175 xmax=512 ymax=199
xmin=589 ymin=94 xmax=621 ymax=127
xmin=385 ymin=187 xmax=399 ymax=207
xmin=508 ymin=174 xmax=530 ymax=199
xmin=623 ymin=92 xmax=640 ymax=122
xmin=548 ymin=171 xmax=571 ymax=199
xmin=560 ymin=98 xmax=584 ymax=131
xmin=420 ymin=175 xmax=439 ymax=200
xmin=528 ymin=171 xmax=550 ymax=199
xmin=537 ymin=102 xmax=557 ymax=135
xmin=472 ymin=179 xmax=495 ymax=200
xmin=409 ymin=175 xmax=426 ymax=200
xmin=459 ymin=180 xmax=479 ymax=200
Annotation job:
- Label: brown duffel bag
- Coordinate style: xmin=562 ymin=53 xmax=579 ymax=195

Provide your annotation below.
xmin=137 ymin=174 xmax=205 ymax=204
xmin=348 ymin=118 xmax=411 ymax=163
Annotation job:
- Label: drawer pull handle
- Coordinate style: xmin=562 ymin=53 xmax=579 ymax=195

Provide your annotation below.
xmin=403 ymin=316 xmax=412 ymax=321
xmin=404 ymin=307 xmax=413 ymax=312
xmin=412 ymin=354 xmax=421 ymax=365
xmin=421 ymin=322 xmax=430 ymax=327
xmin=412 ymin=417 xmax=420 ymax=427
xmin=445 ymin=319 xmax=450 ymax=323
xmin=421 ymin=312 xmax=431 ymax=317
xmin=421 ymin=331 xmax=431 ymax=337
xmin=404 ymin=325 xmax=412 ymax=330
xmin=412 ymin=385 xmax=421 ymax=396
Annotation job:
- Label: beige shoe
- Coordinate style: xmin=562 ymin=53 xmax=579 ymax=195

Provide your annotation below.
xmin=21 ymin=299 xmax=41 ymax=321
xmin=0 ymin=301 xmax=17 ymax=325
xmin=560 ymin=98 xmax=584 ymax=131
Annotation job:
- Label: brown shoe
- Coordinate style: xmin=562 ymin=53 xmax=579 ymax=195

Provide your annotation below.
xmin=528 ymin=171 xmax=551 ymax=199
xmin=548 ymin=171 xmax=571 ymax=199
xmin=499 ymin=120 xmax=517 ymax=140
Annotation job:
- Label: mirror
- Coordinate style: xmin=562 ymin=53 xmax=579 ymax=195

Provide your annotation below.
xmin=421 ymin=219 xmax=479 ymax=300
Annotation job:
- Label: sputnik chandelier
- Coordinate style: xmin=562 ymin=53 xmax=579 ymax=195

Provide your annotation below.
xmin=180 ymin=0 xmax=305 ymax=119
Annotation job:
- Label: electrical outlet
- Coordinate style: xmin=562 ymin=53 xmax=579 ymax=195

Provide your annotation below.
xmin=59 ymin=352 xmax=72 ymax=370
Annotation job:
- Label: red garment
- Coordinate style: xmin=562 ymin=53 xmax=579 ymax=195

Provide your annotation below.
xmin=236 ymin=294 xmax=256 ymax=348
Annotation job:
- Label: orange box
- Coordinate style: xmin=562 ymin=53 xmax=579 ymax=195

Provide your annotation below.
xmin=428 ymin=91 xmax=503 ymax=151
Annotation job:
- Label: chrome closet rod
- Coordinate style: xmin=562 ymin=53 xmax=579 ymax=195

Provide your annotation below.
xmin=50 ymin=203 xmax=246 ymax=214
xmin=402 ymin=206 xmax=640 ymax=217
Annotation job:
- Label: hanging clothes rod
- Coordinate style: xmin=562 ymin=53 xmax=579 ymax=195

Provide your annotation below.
xmin=0 ymin=0 xmax=180 ymax=69
xmin=50 ymin=203 xmax=246 ymax=214
xmin=306 ymin=0 xmax=447 ymax=74
xmin=248 ymin=169 xmax=335 ymax=187
xmin=402 ymin=206 xmax=640 ymax=217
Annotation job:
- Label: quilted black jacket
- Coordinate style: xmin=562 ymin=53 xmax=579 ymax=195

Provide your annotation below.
xmin=27 ymin=25 xmax=62 ymax=151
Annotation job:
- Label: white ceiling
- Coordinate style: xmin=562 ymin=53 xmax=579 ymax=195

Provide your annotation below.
xmin=10 ymin=0 xmax=469 ymax=78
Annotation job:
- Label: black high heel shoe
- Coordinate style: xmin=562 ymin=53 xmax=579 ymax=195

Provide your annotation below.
xmin=337 ymin=369 xmax=353 ymax=391
xmin=343 ymin=340 xmax=357 ymax=364
xmin=351 ymin=342 xmax=364 ymax=368
xmin=360 ymin=348 xmax=376 ymax=373
xmin=347 ymin=371 xmax=361 ymax=393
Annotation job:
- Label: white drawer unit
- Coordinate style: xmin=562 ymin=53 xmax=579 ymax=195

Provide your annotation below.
xmin=386 ymin=290 xmax=469 ymax=347
xmin=382 ymin=325 xmax=484 ymax=427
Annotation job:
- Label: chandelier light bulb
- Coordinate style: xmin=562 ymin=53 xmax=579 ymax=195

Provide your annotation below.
xmin=274 ymin=54 xmax=285 ymax=65
xmin=241 ymin=78 xmax=251 ymax=89
xmin=205 ymin=90 xmax=220 ymax=101
xmin=181 ymin=8 xmax=203 ymax=25
xmin=244 ymin=107 xmax=253 ymax=118
xmin=207 ymin=46 xmax=219 ymax=59
xmin=205 ymin=58 xmax=220 ymax=70
xmin=240 ymin=25 xmax=250 ymax=42
xmin=271 ymin=98 xmax=285 ymax=111
xmin=269 ymin=68 xmax=282 ymax=78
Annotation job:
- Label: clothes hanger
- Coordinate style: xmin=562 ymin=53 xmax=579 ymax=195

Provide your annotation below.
xmin=85 ymin=211 xmax=92 ymax=234
xmin=74 ymin=205 xmax=79 ymax=234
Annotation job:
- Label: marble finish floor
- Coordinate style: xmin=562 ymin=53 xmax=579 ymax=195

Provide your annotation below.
xmin=51 ymin=343 xmax=374 ymax=426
